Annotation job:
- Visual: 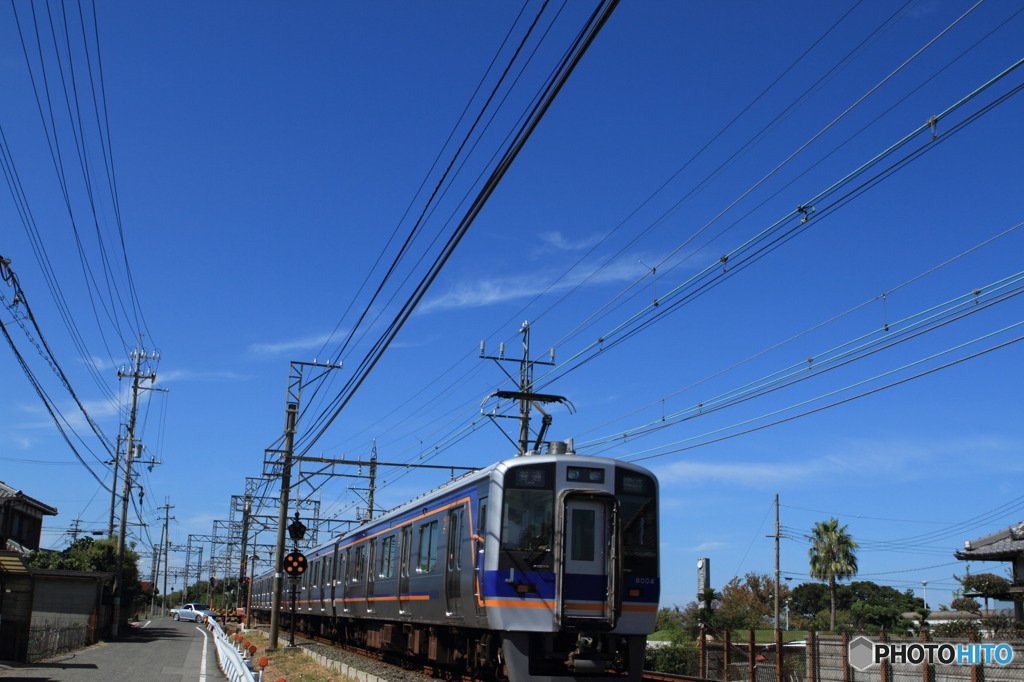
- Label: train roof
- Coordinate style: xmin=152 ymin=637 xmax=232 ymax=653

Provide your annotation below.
xmin=350 ymin=451 xmax=656 ymax=533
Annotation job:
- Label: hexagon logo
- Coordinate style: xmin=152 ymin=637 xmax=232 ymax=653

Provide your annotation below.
xmin=849 ymin=636 xmax=876 ymax=671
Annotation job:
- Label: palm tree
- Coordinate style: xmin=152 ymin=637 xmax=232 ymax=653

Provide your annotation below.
xmin=808 ymin=518 xmax=858 ymax=631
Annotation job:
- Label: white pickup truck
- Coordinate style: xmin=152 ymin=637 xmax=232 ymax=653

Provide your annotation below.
xmin=170 ymin=603 xmax=218 ymax=622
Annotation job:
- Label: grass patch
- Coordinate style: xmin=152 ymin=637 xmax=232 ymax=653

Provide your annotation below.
xmin=227 ymin=629 xmax=357 ymax=682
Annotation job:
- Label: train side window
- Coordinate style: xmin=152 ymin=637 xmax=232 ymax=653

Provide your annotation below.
xmin=400 ymin=526 xmax=412 ymax=578
xmin=447 ymin=507 xmax=464 ymax=571
xmin=477 ymin=498 xmax=487 ymax=544
xmin=380 ymin=535 xmax=395 ymax=578
xmin=417 ymin=520 xmax=439 ymax=573
xmin=353 ymin=545 xmax=365 ymax=582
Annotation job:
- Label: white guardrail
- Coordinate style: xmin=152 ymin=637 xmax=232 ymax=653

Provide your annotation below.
xmin=206 ymin=617 xmax=260 ymax=682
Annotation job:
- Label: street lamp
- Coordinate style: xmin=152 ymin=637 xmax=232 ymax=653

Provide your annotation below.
xmin=287 ymin=512 xmax=306 ymax=648
xmin=922 ymin=580 xmax=928 ymax=610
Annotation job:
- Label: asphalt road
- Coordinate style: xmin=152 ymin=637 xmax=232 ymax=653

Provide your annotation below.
xmin=0 ymin=618 xmax=226 ymax=681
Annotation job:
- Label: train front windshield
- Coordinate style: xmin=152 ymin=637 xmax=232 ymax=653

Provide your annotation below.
xmin=501 ymin=464 xmax=555 ymax=552
xmin=618 ymin=469 xmax=658 ymax=573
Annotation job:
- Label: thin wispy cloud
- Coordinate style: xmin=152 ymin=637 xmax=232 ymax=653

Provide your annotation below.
xmin=536 ymin=231 xmax=605 ymax=254
xmin=157 ymin=369 xmax=252 ymax=383
xmin=249 ymin=332 xmax=336 ymax=356
xmin=419 ymin=258 xmax=649 ymax=314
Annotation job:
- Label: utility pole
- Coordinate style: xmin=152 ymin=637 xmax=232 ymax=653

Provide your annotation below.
xmin=108 ymin=435 xmax=124 ymax=538
xmin=69 ymin=518 xmax=82 ymax=542
xmin=268 ymin=359 xmax=341 ymax=650
xmin=112 ymin=337 xmax=157 ymax=638
xmin=480 ymin=322 xmax=569 ymax=454
xmin=269 ymin=402 xmax=298 ymax=650
xmin=768 ymin=493 xmax=782 ymax=630
xmin=149 ymin=525 xmax=162 ymax=617
xmin=160 ymin=500 xmax=175 ymax=616
xmin=366 ymin=441 xmax=377 ymax=521
xmin=238 ymin=495 xmax=251 ymax=610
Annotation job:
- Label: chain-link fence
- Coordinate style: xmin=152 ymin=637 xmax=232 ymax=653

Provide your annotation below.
xmin=26 ymin=620 xmax=94 ymax=662
xmin=647 ymin=630 xmax=1024 ymax=682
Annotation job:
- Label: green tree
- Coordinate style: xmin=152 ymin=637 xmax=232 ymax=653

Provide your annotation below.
xmin=789 ymin=582 xmax=834 ymax=624
xmin=715 ymin=572 xmax=789 ymax=630
xmin=808 ymin=518 xmax=858 ymax=631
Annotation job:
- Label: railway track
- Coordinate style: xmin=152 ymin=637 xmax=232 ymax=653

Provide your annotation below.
xmin=252 ymin=620 xmax=704 ymax=682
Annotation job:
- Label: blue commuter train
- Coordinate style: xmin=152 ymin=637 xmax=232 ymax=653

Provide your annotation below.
xmin=250 ymin=443 xmax=659 ymax=681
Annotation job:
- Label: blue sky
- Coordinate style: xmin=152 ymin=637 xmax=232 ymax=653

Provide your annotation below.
xmin=2 ymin=1 xmax=1023 ymax=615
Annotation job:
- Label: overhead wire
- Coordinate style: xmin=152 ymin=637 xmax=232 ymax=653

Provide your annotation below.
xmin=531 ymin=55 xmax=1024 ymax=392
xmin=307 ymin=2 xmax=1021 ymax=477
xmin=292 ymin=0 xmax=622 ymax=459
xmin=304 ymin=0 xmax=946 ymax=464
xmin=624 ymin=329 xmax=1024 ymax=463
xmin=298 ymin=0 xmax=558 ymax=429
xmin=571 ymin=220 xmax=1024 ymax=443
xmin=578 ymin=263 xmax=1024 ymax=453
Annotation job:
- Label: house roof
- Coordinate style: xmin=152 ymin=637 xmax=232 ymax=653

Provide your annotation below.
xmin=955 ymin=521 xmax=1024 ymax=562
xmin=0 ymin=550 xmax=31 ymax=576
xmin=0 ymin=480 xmax=59 ymax=516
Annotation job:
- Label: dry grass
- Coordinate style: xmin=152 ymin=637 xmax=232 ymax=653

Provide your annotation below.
xmin=225 ymin=628 xmax=356 ymax=682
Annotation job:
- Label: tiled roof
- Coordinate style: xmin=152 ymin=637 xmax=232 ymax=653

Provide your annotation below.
xmin=955 ymin=521 xmax=1024 ymax=561
xmin=0 ymin=480 xmax=59 ymax=516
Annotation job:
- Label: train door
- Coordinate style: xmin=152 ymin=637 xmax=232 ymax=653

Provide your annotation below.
xmin=366 ymin=539 xmax=376 ymax=613
xmin=473 ymin=498 xmax=487 ymax=618
xmin=329 ymin=545 xmax=339 ymax=616
xmin=398 ymin=525 xmax=412 ymax=614
xmin=445 ymin=506 xmax=465 ymax=617
xmin=317 ymin=556 xmax=327 ymax=613
xmin=558 ymin=492 xmax=618 ymax=626
xmin=340 ymin=549 xmax=351 ymax=614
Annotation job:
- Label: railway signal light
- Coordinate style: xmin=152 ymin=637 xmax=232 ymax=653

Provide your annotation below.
xmin=283 ymin=551 xmax=307 ymax=576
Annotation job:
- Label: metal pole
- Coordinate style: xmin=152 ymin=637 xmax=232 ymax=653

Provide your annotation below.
xmin=245 ymin=553 xmax=257 ymax=629
xmin=269 ymin=402 xmax=298 ymax=649
xmin=112 ymin=340 xmax=155 ymax=637
xmin=289 ymin=581 xmax=297 ymax=647
xmin=149 ymin=531 xmax=160 ymax=617
xmin=774 ymin=493 xmax=780 ymax=630
xmin=108 ymin=435 xmax=122 ymax=538
xmin=161 ymin=501 xmax=173 ymax=616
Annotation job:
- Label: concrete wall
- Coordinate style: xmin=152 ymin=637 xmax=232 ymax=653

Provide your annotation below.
xmin=31 ymin=575 xmax=103 ymax=632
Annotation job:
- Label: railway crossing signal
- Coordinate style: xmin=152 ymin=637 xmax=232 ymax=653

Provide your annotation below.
xmin=283 ymin=551 xmax=307 ymax=576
